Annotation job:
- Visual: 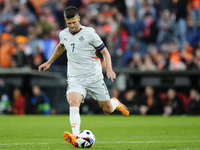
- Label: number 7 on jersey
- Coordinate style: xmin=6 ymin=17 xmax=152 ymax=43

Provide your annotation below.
xmin=71 ymin=43 xmax=75 ymax=52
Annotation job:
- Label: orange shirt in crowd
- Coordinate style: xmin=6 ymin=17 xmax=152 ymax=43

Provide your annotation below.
xmin=170 ymin=50 xmax=181 ymax=63
xmin=188 ymin=0 xmax=200 ymax=10
xmin=13 ymin=94 xmax=26 ymax=115
xmin=0 ymin=33 xmax=16 ymax=67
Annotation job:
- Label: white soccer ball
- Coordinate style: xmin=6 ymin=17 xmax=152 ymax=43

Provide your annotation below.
xmin=76 ymin=130 xmax=95 ymax=148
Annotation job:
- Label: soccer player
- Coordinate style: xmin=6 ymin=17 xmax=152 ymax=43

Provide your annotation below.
xmin=38 ymin=6 xmax=129 ymax=147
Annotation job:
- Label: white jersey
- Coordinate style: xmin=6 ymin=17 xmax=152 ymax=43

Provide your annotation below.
xmin=59 ymin=26 xmax=105 ymax=79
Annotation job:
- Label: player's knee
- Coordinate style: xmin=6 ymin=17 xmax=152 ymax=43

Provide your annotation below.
xmin=102 ymin=105 xmax=113 ymax=114
xmin=68 ymin=99 xmax=81 ymax=107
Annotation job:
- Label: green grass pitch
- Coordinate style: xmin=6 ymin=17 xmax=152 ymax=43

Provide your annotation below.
xmin=0 ymin=115 xmax=200 ymax=150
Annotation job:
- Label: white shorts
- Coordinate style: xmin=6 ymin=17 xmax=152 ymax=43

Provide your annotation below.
xmin=66 ymin=77 xmax=110 ymax=102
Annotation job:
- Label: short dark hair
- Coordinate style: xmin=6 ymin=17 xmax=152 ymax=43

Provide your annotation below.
xmin=63 ymin=6 xmax=79 ymax=19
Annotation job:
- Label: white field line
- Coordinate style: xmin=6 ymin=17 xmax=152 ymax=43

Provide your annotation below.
xmin=0 ymin=140 xmax=200 ymax=146
xmin=99 ymin=141 xmax=200 ymax=143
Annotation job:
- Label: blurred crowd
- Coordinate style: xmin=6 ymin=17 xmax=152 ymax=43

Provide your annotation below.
xmin=1 ymin=0 xmax=200 ymax=116
xmin=0 ymin=78 xmax=51 ymax=115
xmin=1 ymin=76 xmax=200 ymax=115
xmin=80 ymin=85 xmax=200 ymax=115
xmin=0 ymin=0 xmax=200 ymax=71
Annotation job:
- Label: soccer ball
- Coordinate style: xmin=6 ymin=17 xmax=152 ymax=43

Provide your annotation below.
xmin=76 ymin=130 xmax=95 ymax=148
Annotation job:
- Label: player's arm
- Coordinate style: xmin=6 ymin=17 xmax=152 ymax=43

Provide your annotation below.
xmin=38 ymin=44 xmax=65 ymax=72
xmin=100 ymin=47 xmax=116 ymax=82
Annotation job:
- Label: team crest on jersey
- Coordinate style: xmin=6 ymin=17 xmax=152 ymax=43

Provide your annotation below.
xmin=79 ymin=36 xmax=84 ymax=42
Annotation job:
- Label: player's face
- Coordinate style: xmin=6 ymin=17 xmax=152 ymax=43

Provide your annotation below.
xmin=65 ymin=15 xmax=81 ymax=33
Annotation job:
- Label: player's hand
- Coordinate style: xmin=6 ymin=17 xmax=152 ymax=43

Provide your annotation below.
xmin=107 ymin=69 xmax=116 ymax=82
xmin=38 ymin=61 xmax=51 ymax=72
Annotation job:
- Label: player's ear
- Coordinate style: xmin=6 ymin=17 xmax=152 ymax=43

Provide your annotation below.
xmin=78 ymin=16 xmax=80 ymax=21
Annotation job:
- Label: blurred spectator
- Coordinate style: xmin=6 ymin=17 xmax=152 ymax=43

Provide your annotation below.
xmin=0 ymin=1 xmax=15 ymax=24
xmin=193 ymin=48 xmax=200 ymax=69
xmin=66 ymin=0 xmax=83 ymax=9
xmin=81 ymin=95 xmax=103 ymax=115
xmin=168 ymin=40 xmax=186 ymax=70
xmin=27 ymin=25 xmax=41 ymax=55
xmin=130 ymin=34 xmax=146 ymax=56
xmin=140 ymin=54 xmax=157 ymax=71
xmin=0 ymin=78 xmax=12 ymax=114
xmin=163 ymin=88 xmax=184 ymax=116
xmin=123 ymin=35 xmax=146 ymax=68
xmin=123 ymin=8 xmax=145 ymax=37
xmin=110 ymin=86 xmax=122 ymax=100
xmin=172 ymin=0 xmax=188 ymax=45
xmin=27 ymin=26 xmax=44 ymax=68
xmin=114 ymin=11 xmax=124 ymax=24
xmin=0 ymin=23 xmax=5 ymax=34
xmin=181 ymin=42 xmax=198 ymax=70
xmin=138 ymin=0 xmax=157 ymax=19
xmin=42 ymin=6 xmax=55 ymax=24
xmin=36 ymin=13 xmax=57 ymax=63
xmin=42 ymin=0 xmax=57 ymax=11
xmin=128 ymin=52 xmax=143 ymax=69
xmin=111 ymin=0 xmax=126 ymax=16
xmin=156 ymin=9 xmax=177 ymax=46
xmin=140 ymin=86 xmax=162 ymax=115
xmin=26 ymin=25 xmax=44 ymax=69
xmin=186 ymin=10 xmax=200 ymax=48
xmin=0 ymin=33 xmax=16 ymax=68
xmin=14 ymin=35 xmax=32 ymax=67
xmin=111 ymin=23 xmax=129 ymax=66
xmin=187 ymin=89 xmax=200 ymax=115
xmin=158 ymin=0 xmax=173 ymax=13
xmin=4 ymin=21 xmax=14 ymax=33
xmin=36 ymin=14 xmax=51 ymax=38
xmin=30 ymin=85 xmax=51 ymax=114
xmin=149 ymin=45 xmax=168 ymax=70
xmin=17 ymin=2 xmax=37 ymax=25
xmin=155 ymin=53 xmax=169 ymax=70
xmin=13 ymin=87 xmax=26 ymax=115
xmin=101 ymin=3 xmax=114 ymax=18
xmin=11 ymin=14 xmax=29 ymax=36
xmin=50 ymin=22 xmax=60 ymax=43
xmin=94 ymin=13 xmax=107 ymax=45
xmin=54 ymin=1 xmax=66 ymax=29
xmin=39 ymin=32 xmax=57 ymax=63
xmin=123 ymin=88 xmax=142 ymax=114
xmin=32 ymin=51 xmax=44 ymax=69
xmin=188 ymin=0 xmax=200 ymax=32
xmin=141 ymin=12 xmax=158 ymax=45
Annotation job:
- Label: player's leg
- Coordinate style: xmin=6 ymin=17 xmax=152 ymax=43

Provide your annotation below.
xmin=87 ymin=79 xmax=129 ymax=116
xmin=64 ymin=78 xmax=87 ymax=147
xmin=64 ymin=92 xmax=82 ymax=147
xmin=98 ymin=98 xmax=129 ymax=116
xmin=97 ymin=99 xmax=116 ymax=114
xmin=67 ymin=92 xmax=83 ymax=135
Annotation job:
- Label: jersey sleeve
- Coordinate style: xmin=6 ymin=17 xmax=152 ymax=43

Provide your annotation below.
xmin=90 ymin=31 xmax=105 ymax=51
xmin=59 ymin=32 xmax=64 ymax=46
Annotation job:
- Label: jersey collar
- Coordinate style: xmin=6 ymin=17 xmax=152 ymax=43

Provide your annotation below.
xmin=69 ymin=27 xmax=82 ymax=35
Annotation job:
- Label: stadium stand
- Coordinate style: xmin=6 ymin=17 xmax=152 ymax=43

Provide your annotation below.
xmin=0 ymin=0 xmax=200 ymax=115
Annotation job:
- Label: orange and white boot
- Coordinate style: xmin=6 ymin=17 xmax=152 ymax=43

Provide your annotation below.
xmin=112 ymin=97 xmax=129 ymax=116
xmin=63 ymin=131 xmax=79 ymax=147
